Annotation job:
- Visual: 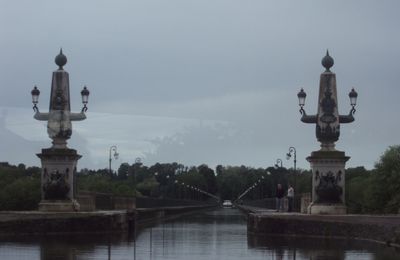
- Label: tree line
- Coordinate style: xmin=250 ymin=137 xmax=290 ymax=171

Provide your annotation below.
xmin=0 ymin=145 xmax=399 ymax=213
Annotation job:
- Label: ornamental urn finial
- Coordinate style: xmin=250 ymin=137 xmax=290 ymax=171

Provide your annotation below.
xmin=55 ymin=48 xmax=67 ymax=70
xmin=321 ymin=50 xmax=334 ymax=72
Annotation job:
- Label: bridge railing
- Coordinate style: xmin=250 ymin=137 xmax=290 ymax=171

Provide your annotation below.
xmin=136 ymin=197 xmax=217 ymax=208
xmin=238 ymin=194 xmax=305 ymax=212
xmin=77 ymin=191 xmax=136 ymax=211
xmin=77 ymin=190 xmax=218 ymax=211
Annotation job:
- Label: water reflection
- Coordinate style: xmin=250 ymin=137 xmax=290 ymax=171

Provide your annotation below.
xmin=248 ymin=234 xmax=397 ymax=260
xmin=0 ymin=208 xmax=399 ymax=260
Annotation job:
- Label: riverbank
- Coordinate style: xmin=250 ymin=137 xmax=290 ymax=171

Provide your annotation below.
xmin=237 ymin=204 xmax=400 ymax=248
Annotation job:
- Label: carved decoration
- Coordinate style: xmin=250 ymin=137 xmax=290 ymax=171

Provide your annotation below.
xmin=317 ymin=87 xmax=340 ymax=143
xmin=315 ymin=170 xmax=342 ymax=203
xmin=43 ymin=169 xmax=70 ymax=200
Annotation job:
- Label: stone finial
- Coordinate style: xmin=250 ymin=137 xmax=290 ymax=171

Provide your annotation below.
xmin=55 ymin=48 xmax=67 ymax=70
xmin=321 ymin=50 xmax=334 ymax=72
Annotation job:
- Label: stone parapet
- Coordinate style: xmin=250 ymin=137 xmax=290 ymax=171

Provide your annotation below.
xmin=0 ymin=211 xmax=132 ymax=235
xmin=247 ymin=211 xmax=400 ymax=247
xmin=38 ymin=200 xmax=77 ymax=212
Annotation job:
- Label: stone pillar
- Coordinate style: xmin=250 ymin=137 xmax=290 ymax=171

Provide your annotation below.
xmin=307 ymin=150 xmax=349 ymax=215
xmin=37 ymin=148 xmax=81 ymax=212
xmin=297 ymin=51 xmax=358 ymax=215
xmin=31 ymin=50 xmax=89 ymax=212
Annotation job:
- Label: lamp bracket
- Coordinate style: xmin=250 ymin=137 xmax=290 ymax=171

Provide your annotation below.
xmin=300 ymin=110 xmax=318 ymax=124
xmin=339 ymin=112 xmax=355 ymax=124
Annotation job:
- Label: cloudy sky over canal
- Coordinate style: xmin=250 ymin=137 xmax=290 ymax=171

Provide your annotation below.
xmin=0 ymin=1 xmax=400 ymax=170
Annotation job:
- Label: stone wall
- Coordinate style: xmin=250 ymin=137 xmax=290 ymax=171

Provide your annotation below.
xmin=136 ymin=197 xmax=212 ymax=208
xmin=76 ymin=191 xmax=135 ymax=211
xmin=240 ymin=196 xmax=303 ymax=212
xmin=247 ymin=213 xmax=400 ymax=247
xmin=0 ymin=211 xmax=132 ymax=235
xmin=76 ymin=191 xmax=212 ymax=211
xmin=0 ymin=204 xmax=217 ymax=235
xmin=76 ymin=194 xmax=95 ymax=211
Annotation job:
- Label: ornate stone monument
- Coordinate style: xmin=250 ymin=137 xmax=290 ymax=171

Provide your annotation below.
xmin=297 ymin=51 xmax=358 ymax=215
xmin=31 ymin=50 xmax=90 ymax=212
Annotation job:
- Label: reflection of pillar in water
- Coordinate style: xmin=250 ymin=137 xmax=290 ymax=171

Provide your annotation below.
xmin=40 ymin=241 xmax=74 ymax=260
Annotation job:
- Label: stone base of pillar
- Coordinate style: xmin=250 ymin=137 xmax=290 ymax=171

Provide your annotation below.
xmin=307 ymin=150 xmax=350 ymax=215
xmin=39 ymin=200 xmax=79 ymax=212
xmin=308 ymin=202 xmax=347 ymax=215
xmin=37 ymin=148 xmax=81 ymax=203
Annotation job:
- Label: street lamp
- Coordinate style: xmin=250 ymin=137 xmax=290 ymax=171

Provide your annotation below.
xmin=31 ymin=83 xmax=89 ymax=114
xmin=275 ymin=159 xmax=283 ymax=168
xmin=31 ymin=86 xmax=40 ymax=112
xmin=108 ymin=145 xmax=119 ymax=175
xmin=181 ymin=182 xmax=186 ymax=199
xmin=349 ymin=88 xmax=358 ymax=114
xmin=297 ymin=88 xmax=306 ymax=114
xmin=286 ymin=147 xmax=296 ymax=170
xmin=286 ymin=146 xmax=297 ymax=188
xmin=266 ymin=171 xmax=272 ymax=198
xmin=132 ymin=157 xmax=142 ymax=198
xmin=174 ymin=180 xmax=179 ymax=199
xmin=81 ymin=86 xmax=90 ymax=112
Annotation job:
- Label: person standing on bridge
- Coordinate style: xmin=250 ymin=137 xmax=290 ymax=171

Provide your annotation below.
xmin=276 ymin=184 xmax=285 ymax=212
xmin=287 ymin=184 xmax=294 ymax=212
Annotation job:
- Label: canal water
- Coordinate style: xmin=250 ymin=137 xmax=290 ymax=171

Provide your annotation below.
xmin=0 ymin=208 xmax=399 ymax=260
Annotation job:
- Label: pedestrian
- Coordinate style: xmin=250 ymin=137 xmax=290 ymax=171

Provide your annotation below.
xmin=287 ymin=184 xmax=294 ymax=212
xmin=276 ymin=184 xmax=284 ymax=212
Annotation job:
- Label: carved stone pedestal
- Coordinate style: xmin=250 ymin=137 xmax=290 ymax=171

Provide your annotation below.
xmin=37 ymin=148 xmax=81 ymax=212
xmin=307 ymin=150 xmax=349 ymax=215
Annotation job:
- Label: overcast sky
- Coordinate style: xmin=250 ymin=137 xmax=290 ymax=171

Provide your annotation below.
xmin=1 ymin=0 xmax=400 ymax=170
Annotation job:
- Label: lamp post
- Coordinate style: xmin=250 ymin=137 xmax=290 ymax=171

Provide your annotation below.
xmin=266 ymin=171 xmax=273 ymax=199
xmin=133 ymin=157 xmax=142 ymax=198
xmin=181 ymin=182 xmax=186 ymax=200
xmin=174 ymin=180 xmax=179 ymax=199
xmin=31 ymin=49 xmax=90 ymax=211
xmin=275 ymin=159 xmax=283 ymax=168
xmin=286 ymin=147 xmax=297 ymax=175
xmin=108 ymin=145 xmax=119 ymax=175
xmin=286 ymin=147 xmax=297 ymax=210
xmin=261 ymin=176 xmax=265 ymax=199
xmin=297 ymin=51 xmax=358 ymax=215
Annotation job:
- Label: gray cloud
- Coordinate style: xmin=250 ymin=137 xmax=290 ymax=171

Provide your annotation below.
xmin=0 ymin=1 xmax=399 ymax=169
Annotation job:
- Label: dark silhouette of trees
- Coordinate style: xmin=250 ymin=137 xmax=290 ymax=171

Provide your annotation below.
xmin=0 ymin=164 xmax=41 ymax=210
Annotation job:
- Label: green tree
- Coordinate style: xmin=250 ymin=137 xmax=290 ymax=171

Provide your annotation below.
xmin=0 ymin=163 xmax=41 ymax=210
xmin=198 ymin=164 xmax=217 ymax=194
xmin=117 ymin=163 xmax=130 ymax=180
xmin=136 ymin=177 xmax=159 ymax=197
xmin=366 ymin=145 xmax=400 ymax=213
xmin=0 ymin=177 xmax=40 ymax=210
